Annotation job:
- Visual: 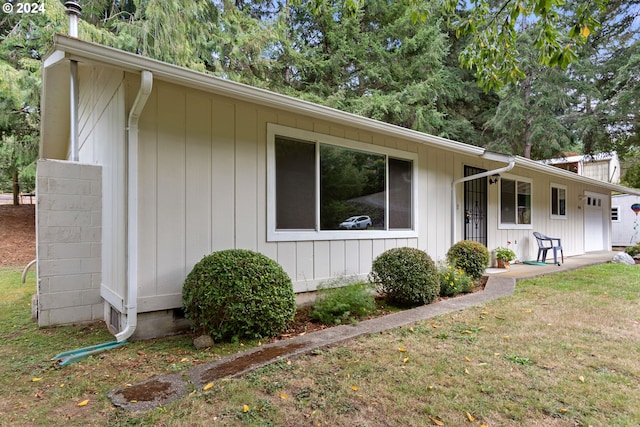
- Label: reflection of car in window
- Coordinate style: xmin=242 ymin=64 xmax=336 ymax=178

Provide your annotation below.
xmin=339 ymin=215 xmax=372 ymax=230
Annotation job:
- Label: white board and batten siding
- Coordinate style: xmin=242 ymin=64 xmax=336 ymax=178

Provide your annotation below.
xmin=612 ymin=194 xmax=640 ymax=246
xmin=76 ymin=64 xmax=128 ymax=313
xmin=484 ymin=169 xmax=612 ymax=260
xmin=133 ymin=80 xmax=458 ymax=313
xmin=74 ymin=73 xmax=617 ymax=316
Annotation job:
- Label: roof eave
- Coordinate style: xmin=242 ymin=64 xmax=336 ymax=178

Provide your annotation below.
xmin=42 ymin=35 xmax=640 ymax=198
xmin=47 ymin=34 xmax=485 ymax=158
xmin=40 ymin=48 xmax=71 ymax=160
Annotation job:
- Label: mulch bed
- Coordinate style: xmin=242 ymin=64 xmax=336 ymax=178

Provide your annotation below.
xmin=0 ymin=204 xmax=36 ymax=268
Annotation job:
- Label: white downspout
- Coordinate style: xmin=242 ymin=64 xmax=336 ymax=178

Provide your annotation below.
xmin=116 ymin=70 xmax=153 ymax=342
xmin=451 ymin=152 xmax=515 ymax=245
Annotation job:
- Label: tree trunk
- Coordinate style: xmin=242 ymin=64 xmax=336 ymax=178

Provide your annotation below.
xmin=12 ymin=169 xmax=20 ymax=206
xmin=522 ymin=75 xmax=532 ymax=159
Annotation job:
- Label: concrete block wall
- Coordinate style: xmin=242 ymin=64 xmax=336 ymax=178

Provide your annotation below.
xmin=36 ymin=159 xmax=103 ymax=326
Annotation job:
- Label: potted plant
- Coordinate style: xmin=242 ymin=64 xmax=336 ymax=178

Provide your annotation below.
xmin=495 ymin=246 xmax=516 ymax=268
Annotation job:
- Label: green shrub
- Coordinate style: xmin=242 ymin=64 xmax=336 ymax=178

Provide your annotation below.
xmin=626 ymin=243 xmax=640 ymax=257
xmin=446 ymin=240 xmax=490 ymax=281
xmin=439 ymin=265 xmax=473 ymax=297
xmin=182 ymin=249 xmax=295 ymax=342
xmin=310 ymin=278 xmax=376 ymax=325
xmin=369 ymin=247 xmax=440 ymax=307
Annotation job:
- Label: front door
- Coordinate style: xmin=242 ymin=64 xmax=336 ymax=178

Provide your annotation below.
xmin=464 ymin=166 xmax=488 ymax=246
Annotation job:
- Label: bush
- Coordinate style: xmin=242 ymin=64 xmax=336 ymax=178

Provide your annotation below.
xmin=626 ymin=243 xmax=640 ymax=257
xmin=182 ymin=249 xmax=295 ymax=342
xmin=310 ymin=278 xmax=376 ymax=325
xmin=439 ymin=265 xmax=473 ymax=297
xmin=446 ymin=240 xmax=490 ymax=281
xmin=369 ymin=247 xmax=440 ymax=307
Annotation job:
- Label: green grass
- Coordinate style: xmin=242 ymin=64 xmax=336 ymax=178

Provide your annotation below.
xmin=1 ymin=264 xmax=639 ymax=426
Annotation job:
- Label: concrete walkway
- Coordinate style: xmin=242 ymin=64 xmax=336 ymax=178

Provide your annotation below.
xmin=108 ymin=251 xmax=619 ymax=411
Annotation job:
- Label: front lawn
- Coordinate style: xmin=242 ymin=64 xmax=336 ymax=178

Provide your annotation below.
xmin=1 ymin=264 xmax=639 ymax=426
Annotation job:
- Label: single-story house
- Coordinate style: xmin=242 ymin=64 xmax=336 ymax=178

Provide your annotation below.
xmin=36 ymin=34 xmax=640 ymax=340
xmin=611 ymin=194 xmax=640 ymax=247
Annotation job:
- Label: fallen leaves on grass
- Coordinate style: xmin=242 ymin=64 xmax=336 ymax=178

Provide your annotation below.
xmin=429 ymin=416 xmax=444 ymax=425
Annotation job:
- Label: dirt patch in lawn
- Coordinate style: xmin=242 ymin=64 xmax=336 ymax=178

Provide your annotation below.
xmin=0 ymin=204 xmax=36 ymax=267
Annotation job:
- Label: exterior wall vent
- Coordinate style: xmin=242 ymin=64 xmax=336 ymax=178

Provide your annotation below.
xmin=109 ymin=306 xmax=120 ymax=331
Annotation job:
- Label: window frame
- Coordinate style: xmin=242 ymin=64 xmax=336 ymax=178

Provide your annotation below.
xmin=267 ymin=124 xmax=418 ymax=242
xmin=550 ymin=183 xmax=567 ymax=220
xmin=498 ymin=174 xmax=533 ymax=230
xmin=611 ymin=206 xmax=620 ymax=222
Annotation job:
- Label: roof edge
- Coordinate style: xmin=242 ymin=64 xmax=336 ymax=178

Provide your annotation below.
xmin=49 ymin=34 xmax=484 ymax=158
xmin=43 ymin=35 xmax=640 ymax=196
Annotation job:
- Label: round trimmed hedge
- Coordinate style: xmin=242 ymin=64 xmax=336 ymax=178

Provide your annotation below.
xmin=369 ymin=247 xmax=440 ymax=307
xmin=182 ymin=249 xmax=295 ymax=342
xmin=446 ymin=240 xmax=490 ymax=281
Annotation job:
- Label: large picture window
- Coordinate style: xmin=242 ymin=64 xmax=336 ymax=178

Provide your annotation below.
xmin=268 ymin=125 xmax=417 ymax=241
xmin=500 ymin=176 xmax=531 ymax=227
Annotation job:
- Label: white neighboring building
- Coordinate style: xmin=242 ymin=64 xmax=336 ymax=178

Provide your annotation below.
xmin=540 ymin=152 xmax=621 ymax=184
xmin=611 ymin=194 xmax=640 ymax=247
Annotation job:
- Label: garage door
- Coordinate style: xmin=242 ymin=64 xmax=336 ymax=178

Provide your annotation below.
xmin=584 ymin=193 xmax=606 ymax=251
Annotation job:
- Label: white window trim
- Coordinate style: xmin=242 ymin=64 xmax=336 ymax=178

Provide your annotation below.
xmin=498 ymin=173 xmax=533 ymax=230
xmin=267 ymin=123 xmax=419 ymax=242
xmin=550 ymin=182 xmax=568 ymax=220
xmin=611 ymin=206 xmax=620 ymax=222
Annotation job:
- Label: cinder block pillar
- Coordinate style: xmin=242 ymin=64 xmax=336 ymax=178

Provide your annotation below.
xmin=35 ymin=159 xmax=102 ymax=326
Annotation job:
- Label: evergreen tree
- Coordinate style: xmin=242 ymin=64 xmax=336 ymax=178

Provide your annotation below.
xmin=0 ymin=0 xmax=65 ymax=203
xmin=563 ymin=0 xmax=639 ymax=157
xmin=266 ymin=0 xmax=462 ymax=135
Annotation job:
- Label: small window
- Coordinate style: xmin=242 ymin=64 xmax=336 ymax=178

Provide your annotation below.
xmin=500 ymin=176 xmax=531 ymax=228
xmin=551 ymin=184 xmax=567 ymax=218
xmin=611 ymin=206 xmax=620 ymax=222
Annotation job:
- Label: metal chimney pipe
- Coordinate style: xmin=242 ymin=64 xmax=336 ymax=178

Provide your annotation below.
xmin=65 ymin=1 xmax=82 ymax=161
xmin=65 ymin=1 xmax=82 ymax=37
